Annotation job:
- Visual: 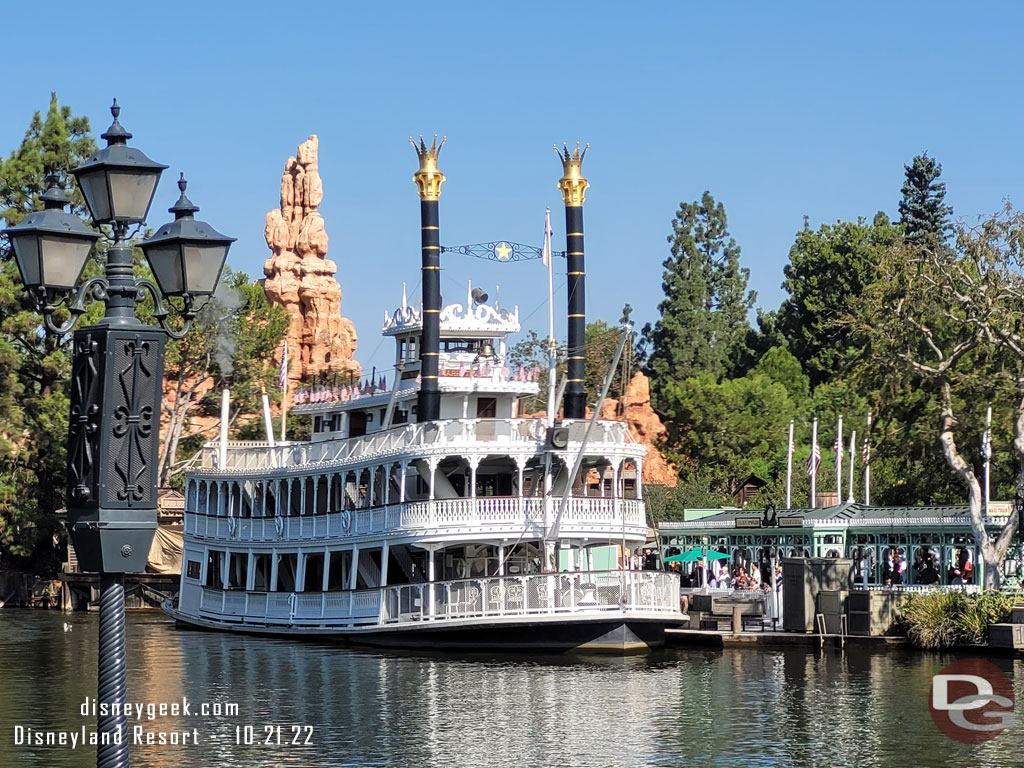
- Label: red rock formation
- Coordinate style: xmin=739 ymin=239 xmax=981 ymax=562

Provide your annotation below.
xmin=600 ymin=372 xmax=678 ymax=487
xmin=263 ymin=135 xmax=360 ymax=392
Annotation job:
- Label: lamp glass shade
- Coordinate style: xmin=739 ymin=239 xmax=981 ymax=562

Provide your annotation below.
xmin=76 ymin=167 xmax=163 ymax=224
xmin=109 ymin=169 xmax=161 ymax=222
xmin=8 ymin=231 xmax=41 ymax=288
xmin=183 ymin=243 xmax=228 ymax=295
xmin=39 ymin=234 xmax=95 ymax=290
xmin=9 ymin=232 xmax=93 ymax=291
xmin=143 ymin=243 xmax=185 ymax=297
xmin=75 ymin=169 xmax=112 ymax=223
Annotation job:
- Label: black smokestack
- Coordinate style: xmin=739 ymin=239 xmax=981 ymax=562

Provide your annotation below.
xmin=410 ymin=135 xmax=446 ymax=423
xmin=555 ymin=142 xmax=589 ymax=420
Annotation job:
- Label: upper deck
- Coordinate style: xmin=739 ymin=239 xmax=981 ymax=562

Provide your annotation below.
xmin=197 ymin=417 xmax=641 ymax=476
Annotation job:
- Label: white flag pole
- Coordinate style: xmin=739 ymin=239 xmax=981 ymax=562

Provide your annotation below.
xmin=864 ymin=410 xmax=871 ymax=505
xmin=836 ymin=414 xmax=843 ymax=502
xmin=786 ymin=419 xmax=794 ymax=509
xmin=848 ymin=429 xmax=856 ymax=503
xmin=810 ymin=417 xmax=818 ymax=508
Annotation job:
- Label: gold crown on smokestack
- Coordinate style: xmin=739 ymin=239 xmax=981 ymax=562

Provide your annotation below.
xmin=555 ymin=141 xmax=590 ymax=206
xmin=410 ymin=134 xmax=447 ymax=200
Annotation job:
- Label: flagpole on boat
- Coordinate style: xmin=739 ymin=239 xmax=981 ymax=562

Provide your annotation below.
xmin=809 ymin=417 xmax=818 ymax=508
xmin=542 ymin=207 xmax=557 ymax=571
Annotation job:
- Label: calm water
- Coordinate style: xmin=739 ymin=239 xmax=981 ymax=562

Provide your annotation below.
xmin=1 ymin=610 xmax=1023 ymax=768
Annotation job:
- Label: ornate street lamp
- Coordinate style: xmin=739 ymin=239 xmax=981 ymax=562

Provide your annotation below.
xmin=2 ymin=99 xmax=232 ymax=768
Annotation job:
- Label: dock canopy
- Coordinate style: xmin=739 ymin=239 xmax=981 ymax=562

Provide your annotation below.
xmin=664 ymin=547 xmax=729 ymax=563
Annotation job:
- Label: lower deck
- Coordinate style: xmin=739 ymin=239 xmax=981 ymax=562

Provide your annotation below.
xmin=170 ymin=569 xmax=682 ymax=652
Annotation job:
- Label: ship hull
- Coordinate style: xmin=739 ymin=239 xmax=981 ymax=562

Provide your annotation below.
xmin=163 ymin=601 xmax=682 ymax=654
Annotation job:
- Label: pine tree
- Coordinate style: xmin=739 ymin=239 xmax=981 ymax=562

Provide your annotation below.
xmin=898 ymin=152 xmax=953 ymax=244
xmin=0 ymin=94 xmax=96 ymax=568
xmin=642 ymin=191 xmax=755 ymax=403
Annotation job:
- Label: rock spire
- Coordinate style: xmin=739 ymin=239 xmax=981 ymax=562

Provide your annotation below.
xmin=263 ymin=135 xmax=360 ymax=389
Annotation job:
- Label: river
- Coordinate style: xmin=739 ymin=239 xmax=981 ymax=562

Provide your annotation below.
xmin=1 ymin=610 xmax=1022 ymax=767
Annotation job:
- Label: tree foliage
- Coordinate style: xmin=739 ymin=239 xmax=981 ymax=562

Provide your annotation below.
xmin=776 ymin=216 xmax=900 ymax=386
xmin=159 ymin=269 xmax=289 ymax=487
xmin=0 ymin=94 xmax=96 ymax=569
xmin=642 ymin=191 xmax=755 ymax=401
xmin=898 ymin=152 xmax=952 ymax=244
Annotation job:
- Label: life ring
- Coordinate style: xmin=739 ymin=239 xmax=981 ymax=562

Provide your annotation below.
xmin=274 ymin=516 xmax=284 ymax=537
xmin=227 ymin=517 xmax=237 ymax=537
xmin=340 ymin=510 xmax=352 ymax=534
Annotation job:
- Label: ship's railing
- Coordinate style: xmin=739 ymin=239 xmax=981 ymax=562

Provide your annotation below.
xmin=380 ymin=570 xmax=681 ymax=624
xmin=198 ymin=418 xmax=635 ymax=472
xmin=196 ymin=570 xmax=679 ymax=627
xmin=185 ymin=497 xmax=647 ymax=541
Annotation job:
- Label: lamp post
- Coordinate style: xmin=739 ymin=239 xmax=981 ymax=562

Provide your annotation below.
xmin=2 ymin=100 xmax=233 ymax=768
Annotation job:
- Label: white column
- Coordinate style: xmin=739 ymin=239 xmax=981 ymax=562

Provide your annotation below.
xmin=349 ymin=545 xmax=360 ymax=591
xmin=635 ymin=459 xmax=643 ymax=499
xmin=381 ymin=542 xmax=390 ymax=587
xmin=270 ymin=549 xmax=279 ymax=591
xmin=246 ymin=550 xmax=255 ymax=591
xmin=399 ymin=462 xmax=408 ymax=503
xmin=322 ymin=546 xmax=331 ymax=592
xmin=468 ymin=456 xmax=481 ymax=499
xmin=427 ymin=546 xmax=436 ymax=619
xmin=296 ymin=552 xmax=306 ymax=592
xmin=300 ymin=476 xmax=307 ymax=516
xmin=497 ymin=544 xmax=505 ymax=576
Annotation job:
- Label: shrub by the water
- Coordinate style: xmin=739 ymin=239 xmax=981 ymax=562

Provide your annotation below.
xmin=897 ymin=590 xmax=1017 ymax=649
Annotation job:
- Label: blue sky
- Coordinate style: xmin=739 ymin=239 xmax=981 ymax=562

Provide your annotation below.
xmin=4 ymin=1 xmax=1023 ymax=377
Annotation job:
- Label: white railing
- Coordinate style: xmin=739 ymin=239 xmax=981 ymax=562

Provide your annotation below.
xmin=198 ymin=418 xmax=635 ymax=472
xmin=852 ymin=584 xmax=983 ymax=594
xmin=185 ymin=496 xmax=647 ymax=542
xmin=197 ymin=570 xmax=680 ymax=629
xmin=380 ymin=570 xmax=681 ymax=624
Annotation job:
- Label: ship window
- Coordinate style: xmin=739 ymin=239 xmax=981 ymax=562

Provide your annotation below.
xmin=314 ymin=416 xmax=322 ymax=433
xmin=366 ymin=412 xmax=374 ymax=423
xmin=304 ymin=553 xmax=325 ymax=592
xmin=349 ymin=412 xmax=367 ymax=437
xmin=476 ymin=397 xmax=497 ymax=418
xmin=205 ymin=550 xmax=224 ymax=588
xmin=393 ymin=409 xmax=408 ymax=425
xmin=186 ymin=560 xmax=201 ymax=580
xmin=252 ymin=554 xmax=270 ymax=591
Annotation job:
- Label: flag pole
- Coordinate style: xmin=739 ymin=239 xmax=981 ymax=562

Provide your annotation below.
xmin=810 ymin=417 xmax=818 ymax=508
xmin=279 ymin=340 xmax=289 ymax=443
xmin=542 ymin=208 xmax=557 ymax=572
xmin=848 ymin=429 xmax=856 ymax=503
xmin=836 ymin=414 xmax=843 ymax=503
xmin=786 ymin=419 xmax=794 ymax=509
xmin=864 ymin=410 xmax=871 ymax=505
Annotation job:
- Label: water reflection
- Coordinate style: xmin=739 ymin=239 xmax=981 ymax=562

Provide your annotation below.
xmin=1 ymin=611 xmax=1022 ymax=767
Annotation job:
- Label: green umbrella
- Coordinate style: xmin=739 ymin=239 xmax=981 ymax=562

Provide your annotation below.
xmin=664 ymin=547 xmax=704 ymax=563
xmin=705 ymin=549 xmax=730 ymax=561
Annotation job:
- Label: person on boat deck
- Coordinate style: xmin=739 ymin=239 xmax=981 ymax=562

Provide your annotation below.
xmin=950 ymin=569 xmax=965 ymax=586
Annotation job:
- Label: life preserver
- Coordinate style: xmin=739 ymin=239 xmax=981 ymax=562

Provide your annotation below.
xmin=227 ymin=516 xmax=237 ymax=537
xmin=274 ymin=516 xmax=284 ymax=537
xmin=340 ymin=510 xmax=352 ymax=534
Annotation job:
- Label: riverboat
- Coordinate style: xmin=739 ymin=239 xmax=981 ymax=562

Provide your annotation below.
xmin=162 ymin=139 xmax=683 ymax=652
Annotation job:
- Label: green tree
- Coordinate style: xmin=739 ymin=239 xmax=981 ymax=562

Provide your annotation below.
xmin=159 ymin=269 xmax=289 ymax=487
xmin=642 ymin=191 xmax=755 ymax=402
xmin=659 ymin=368 xmax=796 ymax=498
xmin=898 ymin=152 xmax=952 ymax=244
xmin=776 ymin=216 xmax=900 ymax=387
xmin=848 ymin=208 xmax=1024 ymax=586
xmin=0 ymin=94 xmax=96 ymax=569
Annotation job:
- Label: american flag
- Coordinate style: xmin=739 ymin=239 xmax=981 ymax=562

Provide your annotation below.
xmin=981 ymin=429 xmax=992 ymax=461
xmin=862 ymin=436 xmax=870 ymax=466
xmin=807 ymin=441 xmax=821 ymax=476
xmin=834 ymin=438 xmax=844 ymax=467
xmin=279 ymin=340 xmax=288 ymax=391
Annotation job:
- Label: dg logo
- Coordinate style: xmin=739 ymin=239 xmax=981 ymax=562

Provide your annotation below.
xmin=930 ymin=658 xmax=1016 ymax=744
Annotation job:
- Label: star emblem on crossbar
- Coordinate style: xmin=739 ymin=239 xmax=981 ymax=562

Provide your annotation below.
xmin=494 ymin=242 xmax=512 ymax=261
